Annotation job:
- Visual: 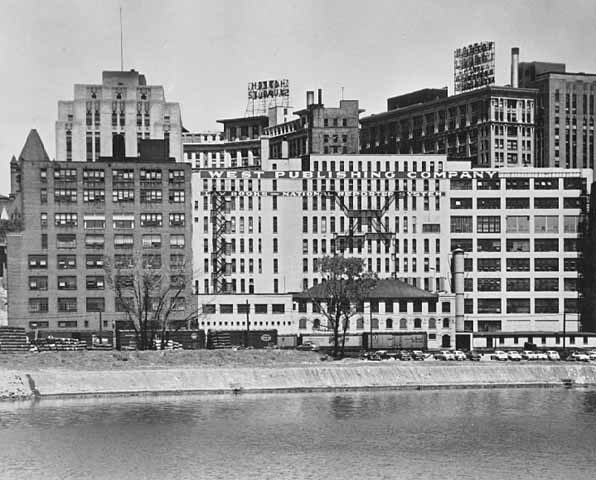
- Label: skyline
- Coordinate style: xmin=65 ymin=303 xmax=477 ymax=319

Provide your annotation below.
xmin=2 ymin=0 xmax=596 ymax=194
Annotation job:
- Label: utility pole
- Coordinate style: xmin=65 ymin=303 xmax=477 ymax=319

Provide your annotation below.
xmin=563 ymin=311 xmax=567 ymax=351
xmin=99 ymin=311 xmax=103 ymax=346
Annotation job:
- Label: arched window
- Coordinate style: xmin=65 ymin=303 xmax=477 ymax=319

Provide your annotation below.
xmin=386 ymin=318 xmax=393 ymax=329
xmin=356 ymin=317 xmax=364 ymax=329
xmin=299 ymin=318 xmax=307 ymax=329
xmin=371 ymin=318 xmax=379 ymax=330
xmin=414 ymin=318 xmax=422 ymax=329
xmin=428 ymin=317 xmax=437 ymax=329
xmin=443 ymin=318 xmax=450 ymax=329
xmin=400 ymin=318 xmax=408 ymax=329
xmin=313 ymin=318 xmax=321 ymax=330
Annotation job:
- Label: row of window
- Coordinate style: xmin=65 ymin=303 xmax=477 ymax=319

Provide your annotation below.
xmin=48 ymin=213 xmax=185 ymax=229
xmin=471 ymin=298 xmax=570 ymax=314
xmin=452 ymin=238 xmax=579 ymax=253
xmin=44 ymin=189 xmax=185 ymax=204
xmin=28 ymin=253 xmax=185 ymax=270
xmin=450 ymin=215 xmax=581 ymax=234
xmin=33 ymin=233 xmax=186 ymax=251
xmin=44 ymin=168 xmax=186 ymax=183
xmin=465 ymin=277 xmax=576 ymax=292
xmin=450 ymin=177 xmax=584 ymax=191
xmin=473 ymin=257 xmax=577 ymax=271
xmin=201 ymin=303 xmax=284 ymax=314
xmin=29 ymin=297 xmax=185 ymax=313
xmin=298 ymin=317 xmax=451 ymax=330
xmin=451 ymin=197 xmax=583 ymax=210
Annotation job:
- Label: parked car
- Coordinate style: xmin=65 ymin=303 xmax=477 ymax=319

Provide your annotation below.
xmin=397 ymin=351 xmax=412 ymax=361
xmin=507 ymin=351 xmax=522 ymax=361
xmin=491 ymin=350 xmax=508 ymax=361
xmin=435 ymin=350 xmax=455 ymax=361
xmin=296 ymin=342 xmax=318 ymax=351
xmin=466 ymin=351 xmax=482 ymax=361
xmin=534 ymin=351 xmax=548 ymax=361
xmin=546 ymin=350 xmax=561 ymax=361
xmin=453 ymin=350 xmax=467 ymax=361
xmin=571 ymin=351 xmax=590 ymax=362
xmin=586 ymin=350 xmax=596 ymax=361
xmin=411 ymin=350 xmax=427 ymax=361
xmin=376 ymin=350 xmax=392 ymax=360
xmin=521 ymin=350 xmax=537 ymax=361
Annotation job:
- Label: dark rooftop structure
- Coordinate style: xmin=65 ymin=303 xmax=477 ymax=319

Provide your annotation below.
xmin=387 ymin=88 xmax=448 ymax=111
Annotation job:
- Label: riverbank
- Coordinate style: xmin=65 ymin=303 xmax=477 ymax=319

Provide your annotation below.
xmin=2 ymin=351 xmax=596 ymax=400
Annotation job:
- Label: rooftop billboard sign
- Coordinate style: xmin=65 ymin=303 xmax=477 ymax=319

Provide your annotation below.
xmin=454 ymin=41 xmax=495 ymax=94
xmin=197 ymin=170 xmax=499 ymax=180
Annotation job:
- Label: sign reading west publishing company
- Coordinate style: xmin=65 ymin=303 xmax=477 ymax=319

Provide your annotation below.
xmin=454 ymin=41 xmax=495 ymax=94
xmin=247 ymin=79 xmax=290 ymax=99
xmin=198 ymin=170 xmax=499 ymax=180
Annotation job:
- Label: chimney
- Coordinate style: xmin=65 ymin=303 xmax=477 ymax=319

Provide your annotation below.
xmin=453 ymin=248 xmax=465 ymax=332
xmin=317 ymin=88 xmax=323 ymax=105
xmin=306 ymin=91 xmax=314 ymax=106
xmin=511 ymin=47 xmax=519 ymax=88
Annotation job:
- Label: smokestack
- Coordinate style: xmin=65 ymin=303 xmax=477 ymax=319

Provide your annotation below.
xmin=317 ymin=88 xmax=323 ymax=105
xmin=306 ymin=91 xmax=314 ymax=106
xmin=453 ymin=248 xmax=465 ymax=332
xmin=511 ymin=47 xmax=519 ymax=88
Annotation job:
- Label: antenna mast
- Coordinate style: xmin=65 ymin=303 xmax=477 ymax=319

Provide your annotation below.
xmin=120 ymin=7 xmax=124 ymax=71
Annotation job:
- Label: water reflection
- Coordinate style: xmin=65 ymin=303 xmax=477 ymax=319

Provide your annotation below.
xmin=1 ymin=389 xmax=596 ymax=479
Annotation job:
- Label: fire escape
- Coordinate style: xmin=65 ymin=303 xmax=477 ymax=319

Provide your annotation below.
xmin=331 ymin=192 xmax=398 ymax=274
xmin=210 ymin=193 xmax=231 ymax=293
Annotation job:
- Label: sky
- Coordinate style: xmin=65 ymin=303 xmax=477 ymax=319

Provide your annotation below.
xmin=1 ymin=0 xmax=596 ymax=194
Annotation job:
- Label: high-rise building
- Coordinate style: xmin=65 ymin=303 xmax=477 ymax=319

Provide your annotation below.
xmin=56 ymin=70 xmax=183 ymax=163
xmin=518 ymin=53 xmax=596 ymax=169
xmin=6 ymin=130 xmax=193 ymax=334
xmin=360 ymin=85 xmax=536 ymax=168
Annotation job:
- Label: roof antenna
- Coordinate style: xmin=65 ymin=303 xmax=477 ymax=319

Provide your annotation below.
xmin=120 ymin=6 xmax=124 ymax=71
xmin=341 ymin=86 xmax=344 ymax=100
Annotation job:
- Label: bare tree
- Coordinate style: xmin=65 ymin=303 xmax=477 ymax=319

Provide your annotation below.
xmin=104 ymin=251 xmax=196 ymax=350
xmin=308 ymin=256 xmax=377 ymax=358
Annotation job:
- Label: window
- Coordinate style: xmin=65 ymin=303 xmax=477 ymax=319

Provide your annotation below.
xmin=506 ymin=239 xmax=530 ymax=252
xmin=141 ymin=234 xmax=161 ymax=248
xmin=54 ymin=213 xmax=78 ymax=227
xmin=170 ymin=234 xmax=185 ymax=249
xmin=477 ymin=299 xmax=501 ymax=313
xmin=450 ymin=239 xmax=472 ymax=252
xmin=58 ymin=297 xmax=77 ymax=312
xmin=507 ymin=278 xmax=530 ymax=292
xmin=478 ymin=278 xmax=501 ymax=291
xmin=272 ymin=304 xmax=285 ymax=314
xmin=564 ymin=239 xmax=578 ymax=252
xmin=564 ymin=278 xmax=577 ymax=291
xmin=507 ymin=258 xmax=530 ymax=271
xmin=86 ymin=255 xmax=104 ymax=269
xmin=28 ymin=255 xmax=48 ymax=269
xmin=534 ymin=258 xmax=558 ymax=271
xmin=506 ymin=216 xmax=529 ymax=233
xmin=534 ymin=197 xmax=559 ymax=209
xmin=535 ymin=298 xmax=559 ymax=314
xmin=477 ymin=198 xmax=500 ymax=209
xmin=564 ymin=258 xmax=578 ymax=271
xmin=57 ymin=276 xmax=77 ymax=290
xmin=114 ymin=254 xmax=134 ymax=269
xmin=505 ymin=178 xmax=529 ymax=189
xmin=450 ymin=198 xmax=473 ymax=209
xmin=477 ymin=239 xmax=500 ymax=252
xmin=113 ymin=215 xmax=135 ymax=229
xmin=534 ymin=178 xmax=558 ymax=189
xmin=168 ymin=170 xmax=185 ymax=183
xmin=29 ymin=276 xmax=48 ymax=291
xmin=143 ymin=254 xmax=162 ymax=269
xmin=83 ymin=215 xmax=105 ymax=229
xmin=507 ymin=298 xmax=530 ymax=313
xmin=563 ymin=216 xmax=580 ymax=233
xmin=255 ymin=304 xmax=268 ymax=314
xmin=140 ymin=190 xmax=162 ymax=203
xmin=506 ymin=197 xmax=529 ymax=209
xmin=535 ymin=278 xmax=559 ymax=291
xmin=477 ymin=216 xmax=500 ymax=233
xmin=169 ymin=213 xmax=185 ymax=227
xmin=57 ymin=255 xmax=76 ymax=269
xmin=29 ymin=298 xmax=48 ymax=313
xmin=85 ymin=234 xmax=105 ymax=249
xmin=141 ymin=213 xmax=163 ymax=227
xmin=86 ymin=276 xmax=105 ymax=290
xmin=169 ymin=190 xmax=185 ymax=203
xmin=113 ymin=189 xmax=135 ymax=202
xmin=86 ymin=298 xmax=105 ymax=312
xmin=534 ymin=239 xmax=559 ymax=252
xmin=450 ymin=216 xmax=473 ymax=233
xmin=56 ymin=234 xmax=76 ymax=249
xmin=478 ymin=258 xmax=501 ymax=271
xmin=534 ymin=216 xmax=558 ymax=233
xmin=114 ymin=234 xmax=134 ymax=248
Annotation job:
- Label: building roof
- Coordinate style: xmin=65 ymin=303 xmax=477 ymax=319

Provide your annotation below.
xmin=473 ymin=331 xmax=596 ymax=337
xmin=294 ymin=278 xmax=438 ymax=301
xmin=18 ymin=129 xmax=49 ymax=162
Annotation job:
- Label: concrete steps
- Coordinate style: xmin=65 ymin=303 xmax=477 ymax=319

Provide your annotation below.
xmin=0 ymin=327 xmax=30 ymax=354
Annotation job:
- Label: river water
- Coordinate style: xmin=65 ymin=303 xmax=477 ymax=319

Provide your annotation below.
xmin=1 ymin=388 xmax=596 ymax=480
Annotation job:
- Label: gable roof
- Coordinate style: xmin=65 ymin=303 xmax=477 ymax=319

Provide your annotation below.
xmin=293 ymin=278 xmax=438 ymax=301
xmin=19 ymin=129 xmax=50 ymax=162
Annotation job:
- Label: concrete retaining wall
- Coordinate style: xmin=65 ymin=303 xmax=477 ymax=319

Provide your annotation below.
xmin=2 ymin=363 xmax=596 ymax=400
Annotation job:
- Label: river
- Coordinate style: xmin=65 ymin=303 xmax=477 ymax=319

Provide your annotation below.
xmin=1 ymin=388 xmax=595 ymax=479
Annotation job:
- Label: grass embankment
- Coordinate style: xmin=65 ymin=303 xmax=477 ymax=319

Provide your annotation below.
xmin=0 ymin=349 xmax=324 ymax=371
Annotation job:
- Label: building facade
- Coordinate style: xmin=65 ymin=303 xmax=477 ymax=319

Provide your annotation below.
xmin=7 ymin=130 xmax=193 ymax=333
xmin=360 ymin=86 xmax=536 ymax=169
xmin=192 ymin=151 xmax=592 ymax=337
xmin=56 ymin=70 xmax=183 ymax=163
xmin=518 ymin=59 xmax=596 ymax=169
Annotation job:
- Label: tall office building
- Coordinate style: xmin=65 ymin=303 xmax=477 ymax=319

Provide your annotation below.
xmin=56 ymin=70 xmax=183 ymax=163
xmin=518 ymin=51 xmax=596 ymax=169
xmin=360 ymin=85 xmax=536 ymax=168
xmin=7 ymin=130 xmax=193 ymax=334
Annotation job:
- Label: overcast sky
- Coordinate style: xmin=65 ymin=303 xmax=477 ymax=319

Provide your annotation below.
xmin=1 ymin=0 xmax=595 ymax=194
